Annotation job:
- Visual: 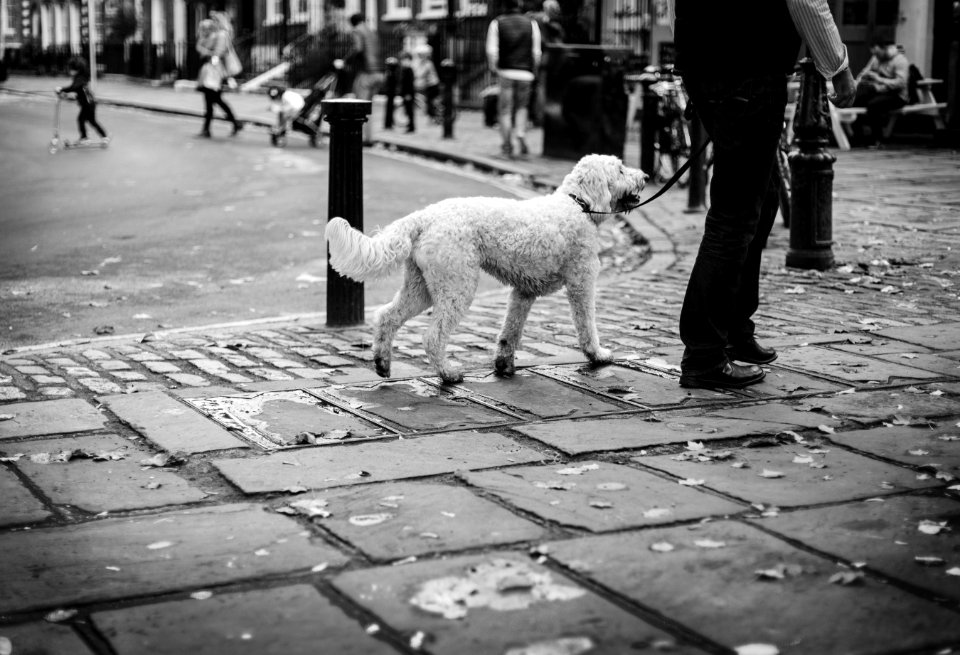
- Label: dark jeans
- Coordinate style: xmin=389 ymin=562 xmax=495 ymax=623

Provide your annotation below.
xmin=201 ymin=88 xmax=237 ymax=132
xmin=77 ymin=103 xmax=107 ymax=139
xmin=679 ymin=72 xmax=787 ymax=372
xmin=853 ymin=84 xmax=907 ymax=142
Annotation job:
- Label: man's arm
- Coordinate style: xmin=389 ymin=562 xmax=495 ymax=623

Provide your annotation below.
xmin=486 ymin=19 xmax=499 ymax=70
xmin=531 ymin=19 xmax=542 ymax=70
xmin=785 ymin=0 xmax=856 ymax=107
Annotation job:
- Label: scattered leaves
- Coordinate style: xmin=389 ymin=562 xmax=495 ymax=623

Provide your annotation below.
xmin=828 ymin=571 xmax=865 ymax=586
xmin=915 ymin=556 xmax=946 ymax=567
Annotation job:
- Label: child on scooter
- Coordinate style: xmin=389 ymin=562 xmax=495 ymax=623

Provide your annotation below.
xmin=55 ymin=56 xmax=110 ymax=145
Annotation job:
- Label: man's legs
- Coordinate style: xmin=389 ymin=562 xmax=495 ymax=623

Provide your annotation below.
xmin=678 ymin=74 xmax=786 ymax=384
xmin=497 ymin=79 xmax=516 ymax=156
xmin=514 ymin=79 xmax=532 ymax=156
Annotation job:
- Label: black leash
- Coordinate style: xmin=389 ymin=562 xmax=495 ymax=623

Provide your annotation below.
xmin=570 ymin=137 xmax=712 ymax=215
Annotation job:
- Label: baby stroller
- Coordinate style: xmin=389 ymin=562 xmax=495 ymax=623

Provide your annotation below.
xmin=269 ymin=64 xmax=341 ymax=148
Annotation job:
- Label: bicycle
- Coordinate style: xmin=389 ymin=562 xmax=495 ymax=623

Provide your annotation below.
xmin=643 ymin=65 xmax=693 ymax=186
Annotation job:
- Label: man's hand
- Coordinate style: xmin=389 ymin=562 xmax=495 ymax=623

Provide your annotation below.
xmin=830 ymin=67 xmax=856 ymax=107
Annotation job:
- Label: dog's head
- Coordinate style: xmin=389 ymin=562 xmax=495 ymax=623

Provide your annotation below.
xmin=559 ymin=155 xmax=648 ymax=218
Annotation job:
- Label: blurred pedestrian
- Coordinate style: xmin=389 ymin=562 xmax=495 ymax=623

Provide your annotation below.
xmin=413 ymin=44 xmax=440 ymax=122
xmin=195 ymin=17 xmax=243 ymax=138
xmin=399 ymin=51 xmax=417 ymax=133
xmin=851 ymin=39 xmax=910 ymax=145
xmin=673 ymin=0 xmax=855 ymax=390
xmin=55 ymin=56 xmax=109 ymax=144
xmin=345 ymin=13 xmax=384 ymax=145
xmin=487 ymin=0 xmax=541 ymax=159
xmin=527 ymin=0 xmax=564 ymax=126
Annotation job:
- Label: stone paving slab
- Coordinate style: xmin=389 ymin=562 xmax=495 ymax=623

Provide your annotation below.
xmin=93 ymin=584 xmax=398 ymax=655
xmin=874 ymin=352 xmax=960 ymax=377
xmin=876 ymin=323 xmax=960 ymax=350
xmin=319 ymin=379 xmax=517 ymax=432
xmin=738 ymin=366 xmax=851 ymax=398
xmin=332 ymin=552 xmax=706 ymax=654
xmin=214 ymin=432 xmax=545 ymax=494
xmin=305 ymin=481 xmax=547 ymax=561
xmin=773 ymin=346 xmax=942 ymax=384
xmin=0 ymin=398 xmax=106 ymax=440
xmin=704 ymin=402 xmax=843 ymax=429
xmin=795 ymin=388 xmax=960 ymax=424
xmin=536 ymin=362 xmax=732 ymax=408
xmin=6 ymin=434 xmax=208 ymax=513
xmin=826 ymin=423 xmax=960 ymax=479
xmin=99 ymin=391 xmax=247 ymax=453
xmin=0 ymin=622 xmax=95 ymax=655
xmin=456 ymin=369 xmax=627 ymax=418
xmin=0 ymin=465 xmax=51 ymax=527
xmin=0 ymin=503 xmax=346 ymax=613
xmin=750 ymin=494 xmax=960 ymax=603
xmin=514 ymin=412 xmax=822 ymax=456
xmin=460 ymin=460 xmax=744 ymax=532
xmin=185 ymin=390 xmax=393 ymax=450
xmin=545 ymin=520 xmax=960 ymax=655
xmin=635 ymin=442 xmax=942 ymax=507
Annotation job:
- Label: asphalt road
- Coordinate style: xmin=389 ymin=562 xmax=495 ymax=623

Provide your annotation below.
xmin=0 ymin=92 xmax=516 ymax=350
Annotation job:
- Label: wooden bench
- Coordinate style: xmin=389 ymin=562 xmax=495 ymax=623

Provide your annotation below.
xmin=832 ymin=78 xmax=947 ymax=146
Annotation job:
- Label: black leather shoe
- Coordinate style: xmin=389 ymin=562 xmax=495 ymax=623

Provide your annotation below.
xmin=679 ymin=360 xmax=766 ymax=389
xmin=726 ymin=338 xmax=778 ymax=365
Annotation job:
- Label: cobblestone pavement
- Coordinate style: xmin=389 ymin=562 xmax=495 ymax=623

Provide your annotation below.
xmin=2 ymin=75 xmax=960 ymax=654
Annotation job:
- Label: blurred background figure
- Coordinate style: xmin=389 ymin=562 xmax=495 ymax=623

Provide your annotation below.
xmin=852 ymin=39 xmax=911 ymax=145
xmin=195 ymin=18 xmax=242 ymax=138
xmin=413 ymin=44 xmax=440 ymax=123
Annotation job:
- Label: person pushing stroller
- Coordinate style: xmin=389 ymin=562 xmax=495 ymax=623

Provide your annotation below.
xmin=267 ymin=63 xmax=341 ymax=147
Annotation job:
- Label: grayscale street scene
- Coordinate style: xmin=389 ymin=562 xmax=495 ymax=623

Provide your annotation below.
xmin=2 ymin=1 xmax=960 ymax=653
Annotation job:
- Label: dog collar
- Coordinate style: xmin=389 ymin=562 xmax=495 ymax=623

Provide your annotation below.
xmin=569 ymin=193 xmax=640 ymax=215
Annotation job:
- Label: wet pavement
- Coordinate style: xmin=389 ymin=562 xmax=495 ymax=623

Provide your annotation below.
xmin=2 ymin=73 xmax=960 ymax=654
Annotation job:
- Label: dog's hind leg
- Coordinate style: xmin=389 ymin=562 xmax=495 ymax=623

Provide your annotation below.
xmin=373 ymin=262 xmax=432 ymax=378
xmin=566 ymin=275 xmax=613 ymax=366
xmin=421 ymin=264 xmax=479 ymax=384
xmin=495 ymin=289 xmax=536 ymax=377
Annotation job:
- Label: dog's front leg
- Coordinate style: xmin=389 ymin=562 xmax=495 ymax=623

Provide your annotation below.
xmin=495 ymin=289 xmax=537 ymax=377
xmin=566 ymin=274 xmax=613 ymax=366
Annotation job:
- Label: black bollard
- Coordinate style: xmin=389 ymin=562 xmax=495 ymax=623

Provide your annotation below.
xmin=383 ymin=57 xmax=398 ymax=130
xmin=440 ymin=58 xmax=456 ymax=139
xmin=786 ymin=58 xmax=835 ymax=271
xmin=684 ymin=112 xmax=708 ymax=213
xmin=640 ymin=78 xmax=659 ymax=176
xmin=322 ymin=99 xmax=371 ymax=327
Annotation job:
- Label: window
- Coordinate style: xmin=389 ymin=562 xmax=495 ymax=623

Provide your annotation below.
xmin=458 ymin=0 xmax=486 ymax=17
xmin=382 ymin=0 xmax=411 ymax=21
xmin=417 ymin=0 xmax=446 ymax=18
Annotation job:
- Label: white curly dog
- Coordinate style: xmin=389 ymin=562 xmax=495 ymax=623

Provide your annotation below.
xmin=325 ymin=154 xmax=647 ymax=384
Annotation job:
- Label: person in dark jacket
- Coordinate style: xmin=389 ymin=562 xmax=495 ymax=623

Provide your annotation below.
xmin=486 ymin=0 xmax=541 ymax=158
xmin=673 ymin=0 xmax=856 ymax=389
xmin=399 ymin=50 xmax=416 ymax=133
xmin=55 ymin=56 xmax=109 ymax=144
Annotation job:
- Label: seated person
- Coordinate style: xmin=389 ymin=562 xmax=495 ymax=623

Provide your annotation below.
xmin=852 ymin=39 xmax=910 ymax=145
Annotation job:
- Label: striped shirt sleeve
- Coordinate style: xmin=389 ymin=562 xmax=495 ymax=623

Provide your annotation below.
xmin=786 ymin=0 xmax=850 ymax=79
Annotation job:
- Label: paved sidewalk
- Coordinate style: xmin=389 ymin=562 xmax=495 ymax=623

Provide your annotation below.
xmin=2 ymin=74 xmax=960 ymax=655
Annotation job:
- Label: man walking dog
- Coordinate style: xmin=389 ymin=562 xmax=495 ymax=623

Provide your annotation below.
xmin=673 ymin=0 xmax=856 ymax=389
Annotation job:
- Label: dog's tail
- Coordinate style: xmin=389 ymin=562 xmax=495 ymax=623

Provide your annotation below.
xmin=325 ymin=216 xmax=418 ymax=281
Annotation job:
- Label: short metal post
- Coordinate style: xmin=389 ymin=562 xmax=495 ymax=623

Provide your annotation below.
xmin=684 ymin=112 xmax=708 ymax=213
xmin=786 ymin=58 xmax=835 ymax=270
xmin=322 ymin=99 xmax=371 ymax=327
xmin=383 ymin=56 xmax=398 ymax=130
xmin=440 ymin=58 xmax=455 ymax=139
xmin=640 ymin=79 xmax=659 ymax=175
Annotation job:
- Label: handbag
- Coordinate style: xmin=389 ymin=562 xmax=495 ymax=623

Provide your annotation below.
xmin=224 ymin=44 xmax=242 ymax=77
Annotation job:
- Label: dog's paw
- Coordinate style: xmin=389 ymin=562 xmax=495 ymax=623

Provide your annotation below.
xmin=494 ymin=354 xmax=516 ymax=377
xmin=588 ymin=347 xmax=614 ymax=365
xmin=438 ymin=364 xmax=465 ymax=385
xmin=374 ymin=355 xmax=391 ymax=378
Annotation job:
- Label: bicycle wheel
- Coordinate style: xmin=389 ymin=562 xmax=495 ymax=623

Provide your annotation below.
xmin=776 ymin=146 xmax=792 ymax=228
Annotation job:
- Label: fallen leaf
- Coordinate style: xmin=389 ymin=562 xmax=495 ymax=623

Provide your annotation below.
xmin=191 ymin=590 xmax=214 ymax=600
xmin=283 ymin=498 xmax=332 ymax=518
xmin=650 ymin=542 xmax=674 ymax=552
xmin=643 ymin=508 xmax=672 ymax=519
xmin=694 ymin=539 xmax=726 ymax=549
xmin=918 ymin=520 xmax=948 ymax=535
xmin=146 ymin=541 xmax=174 ymax=550
xmin=281 ymin=485 xmax=309 ymax=495
xmin=140 ymin=453 xmax=184 ymax=468
xmin=759 ymin=469 xmax=785 ymax=479
xmin=678 ymin=478 xmax=705 ymax=486
xmin=817 ymin=424 xmax=836 ymax=434
xmin=915 ymin=555 xmax=946 ymax=567
xmin=828 ymin=571 xmax=864 ymax=585
xmin=735 ymin=644 xmax=779 ymax=655
xmin=686 ymin=441 xmax=706 ymax=451
xmin=142 ymin=481 xmax=162 ymax=490
xmin=589 ymin=500 xmax=613 ymax=509
xmin=557 ymin=463 xmax=600 ymax=475
xmin=348 ymin=513 xmax=393 ymax=527
xmin=44 ymin=608 xmax=78 ymax=623
xmin=946 ymin=567 xmax=960 ymax=576
xmin=0 ymin=414 xmax=14 ymax=421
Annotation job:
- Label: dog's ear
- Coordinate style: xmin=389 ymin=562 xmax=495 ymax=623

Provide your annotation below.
xmin=572 ymin=156 xmax=614 ymax=213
